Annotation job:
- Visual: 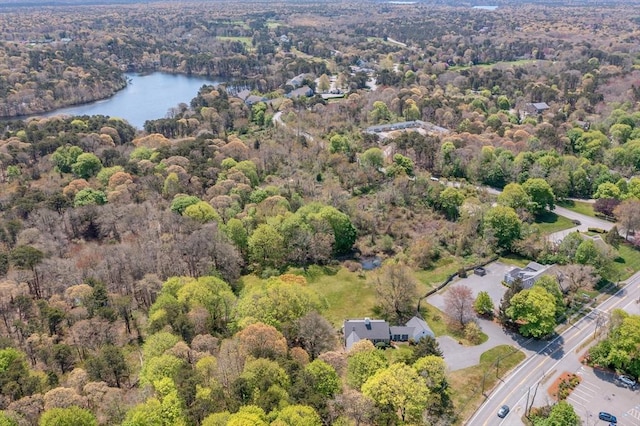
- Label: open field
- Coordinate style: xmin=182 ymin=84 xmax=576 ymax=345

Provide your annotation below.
xmin=534 ymin=211 xmax=575 ymax=234
xmin=558 ymin=200 xmax=596 ymax=217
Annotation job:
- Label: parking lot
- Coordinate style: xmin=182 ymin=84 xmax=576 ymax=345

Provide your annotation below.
xmin=428 ymin=261 xmax=513 ymax=312
xmin=569 ymin=365 xmax=640 ymax=425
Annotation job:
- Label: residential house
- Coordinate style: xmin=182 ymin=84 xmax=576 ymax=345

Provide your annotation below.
xmin=343 ymin=316 xmax=435 ymax=350
xmin=504 ymin=261 xmax=555 ymax=288
xmin=286 ymin=73 xmax=308 ymax=88
xmin=526 ymin=102 xmax=550 ymax=114
xmin=286 ymin=85 xmax=314 ymax=99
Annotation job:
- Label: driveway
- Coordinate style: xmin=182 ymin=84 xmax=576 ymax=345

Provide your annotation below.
xmin=548 ymin=206 xmax=615 ymax=243
xmin=427 ymin=262 xmax=545 ymax=371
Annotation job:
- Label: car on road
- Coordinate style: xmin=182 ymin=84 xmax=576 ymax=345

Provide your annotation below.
xmin=598 ymin=412 xmax=617 ymax=423
xmin=617 ymin=374 xmax=637 ymax=388
xmin=497 ymin=405 xmax=509 ymax=418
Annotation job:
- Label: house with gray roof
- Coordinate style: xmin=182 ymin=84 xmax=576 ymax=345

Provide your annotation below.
xmin=526 ymin=102 xmax=550 ymax=114
xmin=504 ymin=261 xmax=555 ymax=288
xmin=343 ymin=316 xmax=435 ymax=350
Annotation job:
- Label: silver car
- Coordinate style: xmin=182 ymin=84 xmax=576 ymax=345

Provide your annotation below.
xmin=617 ymin=375 xmax=637 ymax=388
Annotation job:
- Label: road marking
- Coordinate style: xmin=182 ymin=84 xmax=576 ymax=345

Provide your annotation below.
xmin=629 ymin=408 xmax=640 ymax=420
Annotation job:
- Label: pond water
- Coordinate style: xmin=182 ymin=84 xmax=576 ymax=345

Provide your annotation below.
xmin=360 ymin=256 xmax=382 ymax=271
xmin=41 ymin=72 xmax=225 ymax=129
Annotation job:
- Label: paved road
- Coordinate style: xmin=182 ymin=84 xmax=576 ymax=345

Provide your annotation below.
xmin=547 ymin=205 xmax=615 ymax=243
xmin=467 ymin=271 xmax=640 ymax=425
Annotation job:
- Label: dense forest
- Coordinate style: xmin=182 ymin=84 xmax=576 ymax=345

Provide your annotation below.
xmin=1 ymin=1 xmax=640 ymax=425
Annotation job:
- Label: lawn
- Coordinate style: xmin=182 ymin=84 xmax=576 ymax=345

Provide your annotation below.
xmin=448 ymin=59 xmax=540 ymax=71
xmin=216 ymin=36 xmax=252 ymax=46
xmin=414 ymin=258 xmax=461 ymax=295
xmin=608 ymin=242 xmax=640 ymax=281
xmin=534 ymin=211 xmax=575 ymax=234
xmin=449 ymin=345 xmax=526 ymax=425
xmin=557 ymin=200 xmax=595 ymax=217
xmin=499 ymin=254 xmax=530 ymax=267
xmin=421 ymin=303 xmax=488 ymax=345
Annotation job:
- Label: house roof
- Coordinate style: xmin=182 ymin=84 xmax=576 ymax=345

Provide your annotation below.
xmin=343 ymin=318 xmax=390 ymax=350
xmin=405 ymin=316 xmax=434 ymax=339
xmin=287 ymin=85 xmax=313 ymax=98
xmin=529 ymin=102 xmax=550 ymax=111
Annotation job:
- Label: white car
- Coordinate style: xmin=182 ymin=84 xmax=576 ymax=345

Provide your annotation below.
xmin=617 ymin=375 xmax=637 ymax=388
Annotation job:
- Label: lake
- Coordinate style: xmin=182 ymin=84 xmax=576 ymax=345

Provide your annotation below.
xmin=41 ymin=72 xmax=224 ymax=129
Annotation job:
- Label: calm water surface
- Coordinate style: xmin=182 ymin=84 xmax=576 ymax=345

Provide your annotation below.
xmin=42 ymin=72 xmax=224 ymax=129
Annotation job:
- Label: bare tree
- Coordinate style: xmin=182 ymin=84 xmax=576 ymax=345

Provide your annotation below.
xmin=614 ymin=199 xmax=640 ymax=240
xmin=371 ymin=262 xmax=418 ymax=323
xmin=295 ymin=311 xmax=337 ymax=359
xmin=555 ymin=264 xmax=599 ymax=305
xmin=444 ymin=285 xmax=475 ymax=329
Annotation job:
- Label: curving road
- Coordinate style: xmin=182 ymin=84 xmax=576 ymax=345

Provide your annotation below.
xmin=467 ymin=271 xmax=640 ymax=425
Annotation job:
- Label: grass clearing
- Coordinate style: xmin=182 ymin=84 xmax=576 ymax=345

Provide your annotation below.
xmin=448 ymin=59 xmax=539 ymax=72
xmin=421 ymin=303 xmax=488 ymax=345
xmin=216 ymin=36 xmax=252 ymax=46
xmin=414 ymin=257 xmax=464 ymax=294
xmin=558 ymin=200 xmax=595 ymax=217
xmin=449 ymin=345 xmax=526 ymax=425
xmin=608 ymin=242 xmax=640 ymax=281
xmin=534 ymin=211 xmax=575 ymax=234
xmin=499 ymin=254 xmax=530 ymax=267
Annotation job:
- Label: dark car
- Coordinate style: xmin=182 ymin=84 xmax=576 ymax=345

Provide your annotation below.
xmin=598 ymin=412 xmax=617 ymax=423
xmin=497 ymin=405 xmax=509 ymax=418
xmin=474 ymin=267 xmax=487 ymax=276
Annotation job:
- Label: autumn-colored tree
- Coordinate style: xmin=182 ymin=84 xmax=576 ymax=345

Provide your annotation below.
xmin=236 ymin=322 xmax=288 ymax=360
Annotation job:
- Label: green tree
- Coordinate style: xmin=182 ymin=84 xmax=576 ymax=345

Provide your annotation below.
xmin=39 ymin=407 xmax=97 ymax=426
xmin=0 ymin=412 xmax=17 ymax=426
xmin=183 ymin=202 xmax=221 ymax=224
xmin=484 ymin=205 xmax=522 ymax=250
xmin=71 ymin=153 xmax=102 ymax=178
xmin=369 ymin=101 xmax=392 ymax=124
xmin=535 ymin=401 xmax=580 ymax=426
xmin=163 ymin=173 xmax=182 ymax=199
xmin=362 ymin=363 xmax=429 ymax=423
xmin=224 ymin=218 xmax=248 ymax=254
xmin=392 ymin=153 xmax=414 ymax=176
xmin=474 ymin=291 xmax=495 ymax=317
xmin=346 ymin=349 xmax=388 ymax=390
xmin=51 ymin=145 xmax=83 ymax=174
xmin=522 ymin=178 xmax=555 ymax=215
xmin=170 ymin=195 xmax=201 ymax=215
xmin=593 ymin=182 xmax=622 ymax=200
xmin=251 ymin=102 xmax=267 ymax=126
xmin=122 ymin=378 xmax=186 ymax=426
xmin=248 ymin=224 xmax=286 ymax=269
xmin=304 ymin=359 xmax=340 ymax=398
xmin=506 ymin=286 xmax=557 ymax=338
xmin=318 ymin=74 xmax=331 ymax=93
xmin=575 ymin=239 xmax=610 ymax=271
xmin=74 ymin=189 xmax=107 ymax=207
xmin=96 ymin=165 xmax=124 ymax=186
xmin=497 ymin=95 xmax=511 ymax=110
xmin=533 ymin=275 xmax=565 ymax=321
xmin=272 ymin=405 xmax=322 ymax=426
xmin=413 ymin=355 xmax=453 ymax=417
xmin=86 ymin=345 xmax=128 ymax=388
xmin=497 ymin=183 xmax=530 ymax=211
xmin=234 ymin=275 xmax=321 ymax=331
xmin=360 ymin=147 xmax=384 ymax=169
xmin=438 ymin=187 xmax=465 ymax=220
